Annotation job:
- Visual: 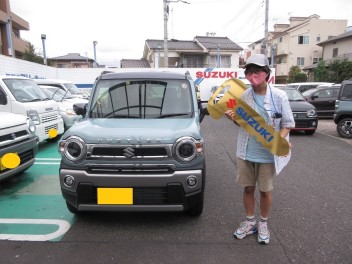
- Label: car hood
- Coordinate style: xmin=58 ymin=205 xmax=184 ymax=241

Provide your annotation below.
xmin=0 ymin=112 xmax=27 ymax=129
xmin=62 ymin=118 xmax=202 ymax=144
xmin=289 ymin=101 xmax=315 ymax=111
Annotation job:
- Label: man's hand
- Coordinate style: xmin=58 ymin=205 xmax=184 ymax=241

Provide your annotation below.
xmin=225 ymin=110 xmax=234 ymax=121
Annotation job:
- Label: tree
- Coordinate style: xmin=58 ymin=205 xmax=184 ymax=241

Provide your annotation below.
xmin=314 ymin=59 xmax=352 ymax=83
xmin=288 ymin=66 xmax=307 ymax=83
xmin=23 ymin=43 xmax=45 ymax=64
xmin=314 ymin=61 xmax=329 ymax=81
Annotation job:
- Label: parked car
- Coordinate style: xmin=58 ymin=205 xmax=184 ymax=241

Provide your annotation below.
xmin=301 ymin=84 xmax=340 ymax=118
xmin=278 ymin=87 xmax=318 ymax=135
xmin=33 ymin=79 xmax=88 ymax=99
xmin=333 ymin=80 xmax=352 ymax=138
xmin=0 ymin=76 xmax=64 ymax=142
xmin=58 ymin=71 xmax=207 ymax=216
xmin=286 ymin=82 xmax=333 ymax=93
xmin=0 ymin=112 xmax=39 ymax=182
xmin=40 ymin=86 xmax=88 ymax=130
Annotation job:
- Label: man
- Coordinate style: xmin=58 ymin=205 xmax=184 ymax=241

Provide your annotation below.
xmin=225 ymin=54 xmax=295 ymax=244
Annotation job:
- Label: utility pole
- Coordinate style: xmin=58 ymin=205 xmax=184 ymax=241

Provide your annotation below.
xmin=263 ymin=0 xmax=269 ymax=56
xmin=163 ymin=0 xmax=190 ymax=68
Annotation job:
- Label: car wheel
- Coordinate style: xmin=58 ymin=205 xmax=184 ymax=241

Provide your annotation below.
xmin=305 ymin=130 xmax=316 ymax=135
xmin=186 ymin=195 xmax=204 ymax=217
xmin=336 ymin=118 xmax=352 ymax=138
xmin=66 ymin=202 xmax=80 ymax=215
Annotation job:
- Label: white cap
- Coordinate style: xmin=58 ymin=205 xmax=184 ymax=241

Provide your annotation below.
xmin=244 ymin=54 xmax=269 ymax=68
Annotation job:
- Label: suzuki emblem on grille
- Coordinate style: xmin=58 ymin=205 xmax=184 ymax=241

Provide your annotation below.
xmin=11 ymin=133 xmax=16 ymax=140
xmin=123 ymin=147 xmax=135 ymax=158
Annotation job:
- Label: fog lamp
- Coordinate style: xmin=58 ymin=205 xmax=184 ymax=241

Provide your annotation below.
xmin=64 ymin=175 xmax=75 ymax=187
xmin=186 ymin=176 xmax=197 ymax=187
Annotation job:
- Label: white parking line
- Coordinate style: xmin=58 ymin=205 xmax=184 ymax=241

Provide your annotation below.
xmin=0 ymin=218 xmax=70 ymax=241
xmin=34 ymin=158 xmax=61 ymax=165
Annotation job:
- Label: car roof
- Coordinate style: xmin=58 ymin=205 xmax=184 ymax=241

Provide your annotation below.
xmin=33 ymin=79 xmax=72 ymax=84
xmin=99 ymin=71 xmax=191 ymax=81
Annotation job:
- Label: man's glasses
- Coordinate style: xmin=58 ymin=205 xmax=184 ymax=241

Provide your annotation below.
xmin=244 ymin=67 xmax=266 ymax=76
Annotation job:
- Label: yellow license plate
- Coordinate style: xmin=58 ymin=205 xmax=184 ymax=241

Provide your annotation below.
xmin=97 ymin=188 xmax=133 ymax=205
xmin=0 ymin=158 xmax=6 ymax=171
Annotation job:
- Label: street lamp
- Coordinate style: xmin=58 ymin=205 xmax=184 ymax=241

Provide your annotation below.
xmin=41 ymin=34 xmax=47 ymax=65
xmin=163 ymin=0 xmax=190 ymax=68
xmin=93 ymin=41 xmax=98 ymax=68
xmin=157 ymin=43 xmax=161 ymax=68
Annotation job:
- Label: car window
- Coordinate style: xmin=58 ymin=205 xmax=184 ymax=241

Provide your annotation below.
xmin=90 ymin=79 xmax=193 ymax=118
xmin=341 ymin=84 xmax=352 ymax=100
xmin=317 ymin=89 xmax=333 ymax=98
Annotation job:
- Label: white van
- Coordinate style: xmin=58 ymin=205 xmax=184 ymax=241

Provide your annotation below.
xmin=0 ymin=76 xmax=64 ymax=142
xmin=33 ymin=79 xmax=88 ymax=99
xmin=286 ymin=82 xmax=333 ymax=93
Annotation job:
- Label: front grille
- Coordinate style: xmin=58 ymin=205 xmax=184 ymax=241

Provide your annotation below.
xmin=87 ymin=165 xmax=174 ymax=174
xmin=92 ymin=147 xmax=167 ymax=157
xmin=0 ymin=149 xmax=34 ymax=175
xmin=0 ymin=130 xmax=28 ymax=143
xmin=42 ymin=114 xmax=58 ymax=123
xmin=134 ymin=187 xmax=168 ymax=204
xmin=45 ymin=124 xmax=58 ymax=134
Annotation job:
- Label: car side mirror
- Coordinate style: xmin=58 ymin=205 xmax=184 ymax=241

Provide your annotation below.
xmin=73 ymin=103 xmax=88 ymax=116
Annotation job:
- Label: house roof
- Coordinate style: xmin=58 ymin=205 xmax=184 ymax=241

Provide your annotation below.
xmin=317 ymin=30 xmax=352 ymax=46
xmin=120 ymin=59 xmax=151 ymax=68
xmin=50 ymin=53 xmax=93 ymax=61
xmin=195 ymin=36 xmax=243 ymax=50
xmin=146 ymin=39 xmax=202 ymax=51
xmin=146 ymin=36 xmax=243 ymax=51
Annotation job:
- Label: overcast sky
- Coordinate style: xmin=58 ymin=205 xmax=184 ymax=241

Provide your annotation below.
xmin=9 ymin=0 xmax=352 ymax=67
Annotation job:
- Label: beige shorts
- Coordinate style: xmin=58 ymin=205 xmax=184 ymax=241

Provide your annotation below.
xmin=236 ymin=158 xmax=275 ymax=192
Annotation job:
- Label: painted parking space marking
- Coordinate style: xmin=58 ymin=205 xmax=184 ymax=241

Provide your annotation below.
xmin=35 ymin=157 xmax=61 ymax=165
xmin=0 ymin=142 xmax=76 ymax=242
xmin=0 ymin=218 xmax=70 ymax=241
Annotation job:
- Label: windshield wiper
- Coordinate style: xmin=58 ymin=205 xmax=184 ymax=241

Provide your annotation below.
xmin=157 ymin=113 xmax=189 ymax=118
xmin=106 ymin=114 xmax=141 ymax=119
xmin=28 ymin=98 xmax=43 ymax=102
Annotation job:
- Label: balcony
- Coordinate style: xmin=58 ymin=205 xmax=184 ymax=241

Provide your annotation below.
xmin=12 ymin=34 xmax=30 ymax=55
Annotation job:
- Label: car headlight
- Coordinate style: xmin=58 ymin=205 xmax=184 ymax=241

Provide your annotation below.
xmin=173 ymin=136 xmax=203 ymax=162
xmin=307 ymin=109 xmax=317 ymax=117
xmin=59 ymin=136 xmax=87 ymax=162
xmin=26 ymin=118 xmax=36 ymax=134
xmin=27 ymin=110 xmax=40 ymax=125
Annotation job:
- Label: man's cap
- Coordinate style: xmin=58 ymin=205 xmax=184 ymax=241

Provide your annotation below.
xmin=244 ymin=54 xmax=269 ymax=68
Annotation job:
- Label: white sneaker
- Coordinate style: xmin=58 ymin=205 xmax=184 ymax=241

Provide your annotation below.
xmin=234 ymin=220 xmax=257 ymax=239
xmin=258 ymin=221 xmax=270 ymax=244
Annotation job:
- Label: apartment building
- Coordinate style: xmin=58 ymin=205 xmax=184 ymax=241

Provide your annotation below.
xmin=0 ymin=0 xmax=30 ymax=58
xmin=246 ymin=15 xmax=348 ymax=83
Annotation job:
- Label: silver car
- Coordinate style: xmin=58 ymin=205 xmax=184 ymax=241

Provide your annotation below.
xmin=40 ymin=86 xmax=88 ymax=129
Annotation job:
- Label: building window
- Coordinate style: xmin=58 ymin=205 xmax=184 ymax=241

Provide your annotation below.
xmin=313 ymin=58 xmax=319 ymax=64
xmin=297 ymin=57 xmax=305 ymax=66
xmin=333 ymin=48 xmax=338 ymax=57
xmin=279 ymin=37 xmax=283 ymax=43
xmin=277 ymin=58 xmax=282 ymax=64
xmin=298 ymin=36 xmax=309 ymax=44
xmin=316 ymin=36 xmax=320 ymax=42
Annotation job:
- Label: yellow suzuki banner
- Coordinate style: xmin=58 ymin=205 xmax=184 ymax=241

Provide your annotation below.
xmin=207 ymin=79 xmax=290 ymax=156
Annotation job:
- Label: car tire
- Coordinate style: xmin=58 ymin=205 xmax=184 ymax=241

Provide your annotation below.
xmin=66 ymin=202 xmax=80 ymax=215
xmin=336 ymin=118 xmax=352 ymax=138
xmin=186 ymin=195 xmax=204 ymax=217
xmin=305 ymin=130 xmax=316 ymax=135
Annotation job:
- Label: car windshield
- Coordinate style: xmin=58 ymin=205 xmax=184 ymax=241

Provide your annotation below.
xmin=64 ymin=83 xmax=82 ymax=95
xmin=89 ymin=79 xmax=193 ymax=119
xmin=4 ymin=79 xmax=48 ymax=102
xmin=41 ymin=87 xmax=75 ymax=101
xmin=282 ymin=89 xmax=305 ymax=101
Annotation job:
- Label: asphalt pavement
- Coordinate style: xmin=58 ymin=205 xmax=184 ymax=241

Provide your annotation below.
xmin=0 ymin=117 xmax=351 ymax=264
